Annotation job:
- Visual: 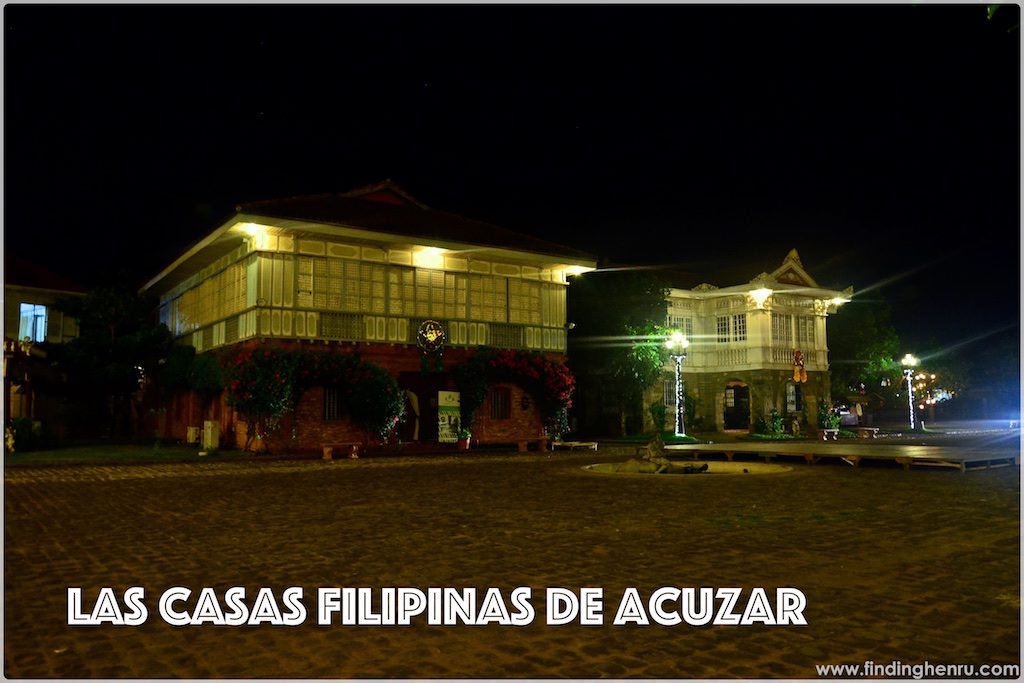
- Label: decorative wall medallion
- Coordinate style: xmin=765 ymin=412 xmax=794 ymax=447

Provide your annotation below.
xmin=416 ymin=320 xmax=447 ymax=352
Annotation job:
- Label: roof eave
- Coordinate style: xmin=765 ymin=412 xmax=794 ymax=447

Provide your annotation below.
xmin=142 ymin=211 xmax=598 ymax=295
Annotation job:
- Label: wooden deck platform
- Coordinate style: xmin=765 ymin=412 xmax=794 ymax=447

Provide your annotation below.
xmin=553 ymin=441 xmax=599 ymax=451
xmin=663 ymin=442 xmax=1020 ymax=473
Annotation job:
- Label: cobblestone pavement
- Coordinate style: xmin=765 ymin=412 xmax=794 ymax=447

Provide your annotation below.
xmin=4 ymin=450 xmax=1020 ymax=678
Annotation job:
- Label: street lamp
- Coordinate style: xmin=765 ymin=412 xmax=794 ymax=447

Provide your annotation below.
xmin=901 ymin=353 xmax=919 ymax=430
xmin=665 ymin=331 xmax=690 ymax=437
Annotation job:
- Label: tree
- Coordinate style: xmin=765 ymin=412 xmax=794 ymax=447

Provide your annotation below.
xmin=953 ymin=327 xmax=1020 ymax=419
xmin=567 ymin=270 xmax=669 ymax=435
xmin=52 ymin=285 xmax=173 ymax=438
xmin=827 ymin=300 xmax=901 ymax=398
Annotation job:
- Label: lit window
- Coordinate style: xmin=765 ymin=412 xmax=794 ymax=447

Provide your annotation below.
xmin=716 ymin=316 xmax=730 ymax=343
xmin=662 ymin=378 xmax=675 ymax=406
xmin=668 ymin=315 xmax=693 ymax=339
xmin=732 ymin=313 xmax=747 ymax=342
xmin=772 ymin=313 xmax=793 ymax=343
xmin=19 ymin=303 xmax=47 ymax=342
xmin=796 ymin=316 xmax=815 ymax=345
xmin=786 ymin=383 xmax=804 ymax=413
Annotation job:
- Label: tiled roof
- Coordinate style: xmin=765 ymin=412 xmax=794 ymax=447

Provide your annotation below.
xmin=626 ymin=250 xmax=839 ymax=292
xmin=237 ymin=180 xmax=595 ymax=262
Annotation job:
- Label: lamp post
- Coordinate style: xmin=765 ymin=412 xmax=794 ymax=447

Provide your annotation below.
xmin=901 ymin=353 xmax=919 ymax=430
xmin=665 ymin=332 xmax=690 ymax=437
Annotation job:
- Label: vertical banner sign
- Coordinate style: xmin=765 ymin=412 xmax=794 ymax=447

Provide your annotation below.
xmin=438 ymin=391 xmax=461 ymax=443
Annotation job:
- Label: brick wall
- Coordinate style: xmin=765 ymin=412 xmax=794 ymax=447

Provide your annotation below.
xmin=471 ymin=382 xmax=546 ymax=445
xmin=160 ymin=339 xmax=562 ymax=452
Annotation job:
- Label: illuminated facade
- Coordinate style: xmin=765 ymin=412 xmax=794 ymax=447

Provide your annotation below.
xmin=655 ymin=249 xmax=852 ymax=433
xmin=143 ymin=181 xmax=597 ymax=448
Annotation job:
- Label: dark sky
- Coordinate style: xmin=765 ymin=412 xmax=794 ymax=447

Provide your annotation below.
xmin=4 ymin=4 xmax=1020 ymax=350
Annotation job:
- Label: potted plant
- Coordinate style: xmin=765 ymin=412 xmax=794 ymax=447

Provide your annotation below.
xmin=456 ymin=428 xmax=472 ymax=450
xmin=816 ymin=400 xmax=841 ymax=440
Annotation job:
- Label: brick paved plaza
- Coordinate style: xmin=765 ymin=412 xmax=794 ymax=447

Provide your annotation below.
xmin=4 ymin=450 xmax=1020 ymax=678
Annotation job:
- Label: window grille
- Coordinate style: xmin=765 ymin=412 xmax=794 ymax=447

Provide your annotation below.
xmin=324 ymin=387 xmax=344 ymax=421
xmin=320 ymin=312 xmax=364 ymax=341
xmin=488 ymin=323 xmax=523 ymax=349
xmin=489 ymin=387 xmax=511 ymax=419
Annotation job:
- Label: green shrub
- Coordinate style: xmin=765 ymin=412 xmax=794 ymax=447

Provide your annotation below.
xmin=756 ymin=409 xmax=785 ymax=435
xmin=817 ymin=399 xmax=841 ymax=429
xmin=7 ymin=418 xmax=39 ymax=452
xmin=649 ymin=402 xmax=668 ymax=434
xmin=225 ymin=347 xmax=405 ymax=450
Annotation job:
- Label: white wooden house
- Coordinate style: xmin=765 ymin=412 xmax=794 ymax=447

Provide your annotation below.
xmin=142 ymin=181 xmax=597 ymax=448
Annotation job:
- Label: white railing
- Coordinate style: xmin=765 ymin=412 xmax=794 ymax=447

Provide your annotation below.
xmin=716 ymin=348 xmax=748 ymax=366
xmin=767 ymin=346 xmax=827 ymax=368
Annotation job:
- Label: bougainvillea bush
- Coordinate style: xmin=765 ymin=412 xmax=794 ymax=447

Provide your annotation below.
xmin=224 ymin=348 xmax=301 ymax=450
xmin=309 ymin=354 xmax=406 ymax=440
xmin=453 ymin=348 xmax=575 ymax=439
xmin=224 ymin=346 xmax=404 ymax=451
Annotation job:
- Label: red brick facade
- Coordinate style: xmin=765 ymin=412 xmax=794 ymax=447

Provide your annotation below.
xmin=158 ymin=339 xmax=563 ymax=453
xmin=472 ymin=383 xmax=546 ymax=444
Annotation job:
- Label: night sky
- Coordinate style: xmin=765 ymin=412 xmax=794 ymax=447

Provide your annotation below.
xmin=4 ymin=5 xmax=1020 ymax=351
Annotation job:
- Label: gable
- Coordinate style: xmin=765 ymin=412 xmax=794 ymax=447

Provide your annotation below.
xmin=775 ymin=266 xmax=812 ymax=287
xmin=341 ymin=180 xmax=430 ymax=209
xmin=769 ymin=248 xmax=819 ymax=288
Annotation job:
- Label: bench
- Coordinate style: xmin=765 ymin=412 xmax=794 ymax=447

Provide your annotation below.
xmin=322 ymin=442 xmax=361 ymax=460
xmin=820 ymin=429 xmax=839 ymax=441
xmin=852 ymin=427 xmax=880 ymax=439
xmin=552 ymin=441 xmax=598 ymax=451
xmin=517 ymin=438 xmax=548 ymax=453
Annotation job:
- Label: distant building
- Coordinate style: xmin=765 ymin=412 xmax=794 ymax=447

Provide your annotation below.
xmin=142 ymin=181 xmax=596 ymax=450
xmin=3 ymin=256 xmax=86 ymax=424
xmin=655 ymin=249 xmax=852 ymax=433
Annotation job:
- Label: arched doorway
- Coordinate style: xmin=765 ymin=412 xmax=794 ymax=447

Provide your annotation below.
xmin=723 ymin=381 xmax=750 ymax=430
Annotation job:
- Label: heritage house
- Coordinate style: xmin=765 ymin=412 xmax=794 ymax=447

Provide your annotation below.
xmin=142 ymin=181 xmax=596 ymax=450
xmin=656 ymin=249 xmax=852 ymax=434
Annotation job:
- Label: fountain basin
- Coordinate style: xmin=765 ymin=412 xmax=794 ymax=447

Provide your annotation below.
xmin=583 ymin=460 xmax=792 ymax=476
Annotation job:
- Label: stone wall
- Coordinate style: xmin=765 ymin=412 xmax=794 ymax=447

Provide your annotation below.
xmin=643 ymin=368 xmax=832 ymax=433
